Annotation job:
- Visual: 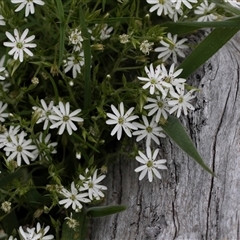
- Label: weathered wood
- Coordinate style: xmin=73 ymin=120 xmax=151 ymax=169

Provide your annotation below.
xmin=89 ymin=32 xmax=240 ymax=240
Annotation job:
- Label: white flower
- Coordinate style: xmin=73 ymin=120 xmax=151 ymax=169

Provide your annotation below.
xmin=194 ymin=0 xmax=217 ymax=22
xmin=0 ymin=101 xmax=8 ymax=122
xmin=167 ymin=6 xmax=183 ymax=22
xmin=140 ymin=40 xmax=154 ymax=55
xmin=11 ymin=0 xmax=45 ymax=17
xmin=135 ymin=147 xmax=167 ymax=182
xmin=79 ymin=169 xmax=107 ymax=200
xmin=63 ymin=52 xmax=84 ymax=79
xmin=18 ymin=225 xmax=41 ymax=240
xmin=32 ymin=133 xmax=57 ymax=161
xmin=155 ymin=33 xmax=188 ymax=63
xmin=146 ymin=0 xmax=174 ymax=16
xmin=137 ymin=64 xmax=166 ymax=96
xmin=133 ymin=116 xmax=165 ymax=147
xmin=171 ymin=0 xmax=197 ymax=10
xmin=160 ymin=63 xmax=186 ymax=91
xmin=106 ymin=102 xmax=139 ymax=140
xmin=32 ymin=99 xmax=56 ymax=130
xmin=168 ymin=86 xmax=195 ymax=117
xmin=76 ymin=151 xmax=81 ymax=159
xmin=225 ymin=0 xmax=240 ymax=8
xmin=3 ymin=131 xmax=37 ymax=166
xmin=69 ymin=29 xmax=83 ymax=46
xmin=49 ymin=102 xmax=83 ymax=135
xmin=119 ymin=34 xmax=130 ymax=44
xmin=98 ymin=24 xmax=113 ymax=40
xmin=1 ymin=201 xmax=11 ymax=213
xmin=3 ymin=28 xmax=36 ymax=62
xmin=59 ymin=182 xmax=91 ymax=211
xmin=65 ymin=213 xmax=79 ymax=230
xmin=0 ymin=125 xmax=22 ymax=149
xmin=35 ymin=222 xmax=54 ymax=240
xmin=0 ymin=15 xmax=5 ymax=26
xmin=144 ymin=95 xmax=170 ymax=122
xmin=0 ymin=55 xmax=9 ymax=80
xmin=8 ymin=236 xmax=17 ymax=240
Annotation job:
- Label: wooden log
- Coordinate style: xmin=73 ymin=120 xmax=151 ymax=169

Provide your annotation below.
xmin=89 ymin=31 xmax=240 ymax=240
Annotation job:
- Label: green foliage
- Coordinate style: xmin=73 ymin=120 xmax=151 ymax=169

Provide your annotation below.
xmin=0 ymin=0 xmax=239 ymax=239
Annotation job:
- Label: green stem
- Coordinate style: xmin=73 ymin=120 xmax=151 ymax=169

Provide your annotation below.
xmin=79 ymin=6 xmax=92 ymax=110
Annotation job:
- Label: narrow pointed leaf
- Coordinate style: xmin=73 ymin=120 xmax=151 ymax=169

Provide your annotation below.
xmin=86 ymin=205 xmax=127 ymax=218
xmin=160 ymin=115 xmax=215 ymax=176
xmin=162 ymin=16 xmax=240 ymax=35
xmin=178 ymin=28 xmax=239 ymax=78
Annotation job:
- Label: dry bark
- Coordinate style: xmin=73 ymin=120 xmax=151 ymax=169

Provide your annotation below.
xmin=89 ymin=32 xmax=240 ymax=240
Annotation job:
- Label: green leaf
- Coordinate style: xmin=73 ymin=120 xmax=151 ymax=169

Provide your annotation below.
xmin=86 ymin=205 xmax=127 ymax=218
xmin=178 ymin=27 xmax=239 ymax=78
xmin=1 ymin=210 xmax=19 ymax=235
xmin=79 ymin=6 xmax=92 ymax=110
xmin=0 ymin=168 xmax=25 ymax=188
xmin=55 ymin=0 xmax=65 ymax=67
xmin=162 ymin=17 xmax=240 ymax=35
xmin=160 ymin=115 xmax=215 ymax=176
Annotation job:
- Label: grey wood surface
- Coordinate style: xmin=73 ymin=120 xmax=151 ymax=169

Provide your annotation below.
xmin=89 ymin=32 xmax=240 ymax=240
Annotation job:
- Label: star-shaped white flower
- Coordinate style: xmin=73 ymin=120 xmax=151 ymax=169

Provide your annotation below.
xmin=194 ymin=0 xmax=217 ymax=22
xmin=135 ymin=147 xmax=167 ymax=182
xmin=0 ymin=125 xmax=22 ymax=150
xmin=224 ymin=0 xmax=240 ymax=8
xmin=100 ymin=24 xmax=113 ymax=40
xmin=32 ymin=99 xmax=56 ymax=130
xmin=168 ymin=86 xmax=196 ymax=118
xmin=63 ymin=52 xmax=84 ymax=79
xmin=106 ymin=102 xmax=139 ymax=140
xmin=68 ymin=29 xmax=83 ymax=46
xmin=79 ymin=169 xmax=107 ymax=200
xmin=59 ymin=182 xmax=91 ymax=211
xmin=171 ymin=0 xmax=197 ymax=10
xmin=155 ymin=33 xmax=188 ymax=63
xmin=137 ymin=64 xmax=167 ymax=96
xmin=133 ymin=116 xmax=166 ymax=147
xmin=4 ymin=131 xmax=37 ymax=166
xmin=35 ymin=222 xmax=54 ymax=240
xmin=11 ymin=0 xmax=45 ymax=17
xmin=19 ymin=226 xmax=41 ymax=240
xmin=160 ymin=63 xmax=186 ymax=91
xmin=146 ymin=0 xmax=174 ymax=16
xmin=144 ymin=94 xmax=170 ymax=122
xmin=3 ymin=28 xmax=36 ymax=62
xmin=0 ymin=101 xmax=9 ymax=122
xmin=32 ymin=132 xmax=57 ymax=161
xmin=49 ymin=102 xmax=83 ymax=135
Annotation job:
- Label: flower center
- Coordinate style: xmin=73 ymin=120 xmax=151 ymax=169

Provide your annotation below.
xmin=70 ymin=194 xmax=76 ymax=201
xmin=150 ymin=78 xmax=157 ymax=84
xmin=88 ymin=181 xmax=93 ymax=189
xmin=159 ymin=0 xmax=165 ymax=4
xmin=179 ymin=96 xmax=184 ymax=103
xmin=63 ymin=115 xmax=69 ymax=122
xmin=46 ymin=110 xmax=51 ymax=117
xmin=16 ymin=42 xmax=23 ymax=49
xmin=17 ymin=145 xmax=22 ymax=152
xmin=146 ymin=126 xmax=152 ymax=133
xmin=157 ymin=101 xmax=164 ymax=108
xmin=169 ymin=43 xmax=175 ymax=50
xmin=147 ymin=160 xmax=153 ymax=168
xmin=118 ymin=117 xmax=124 ymax=124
